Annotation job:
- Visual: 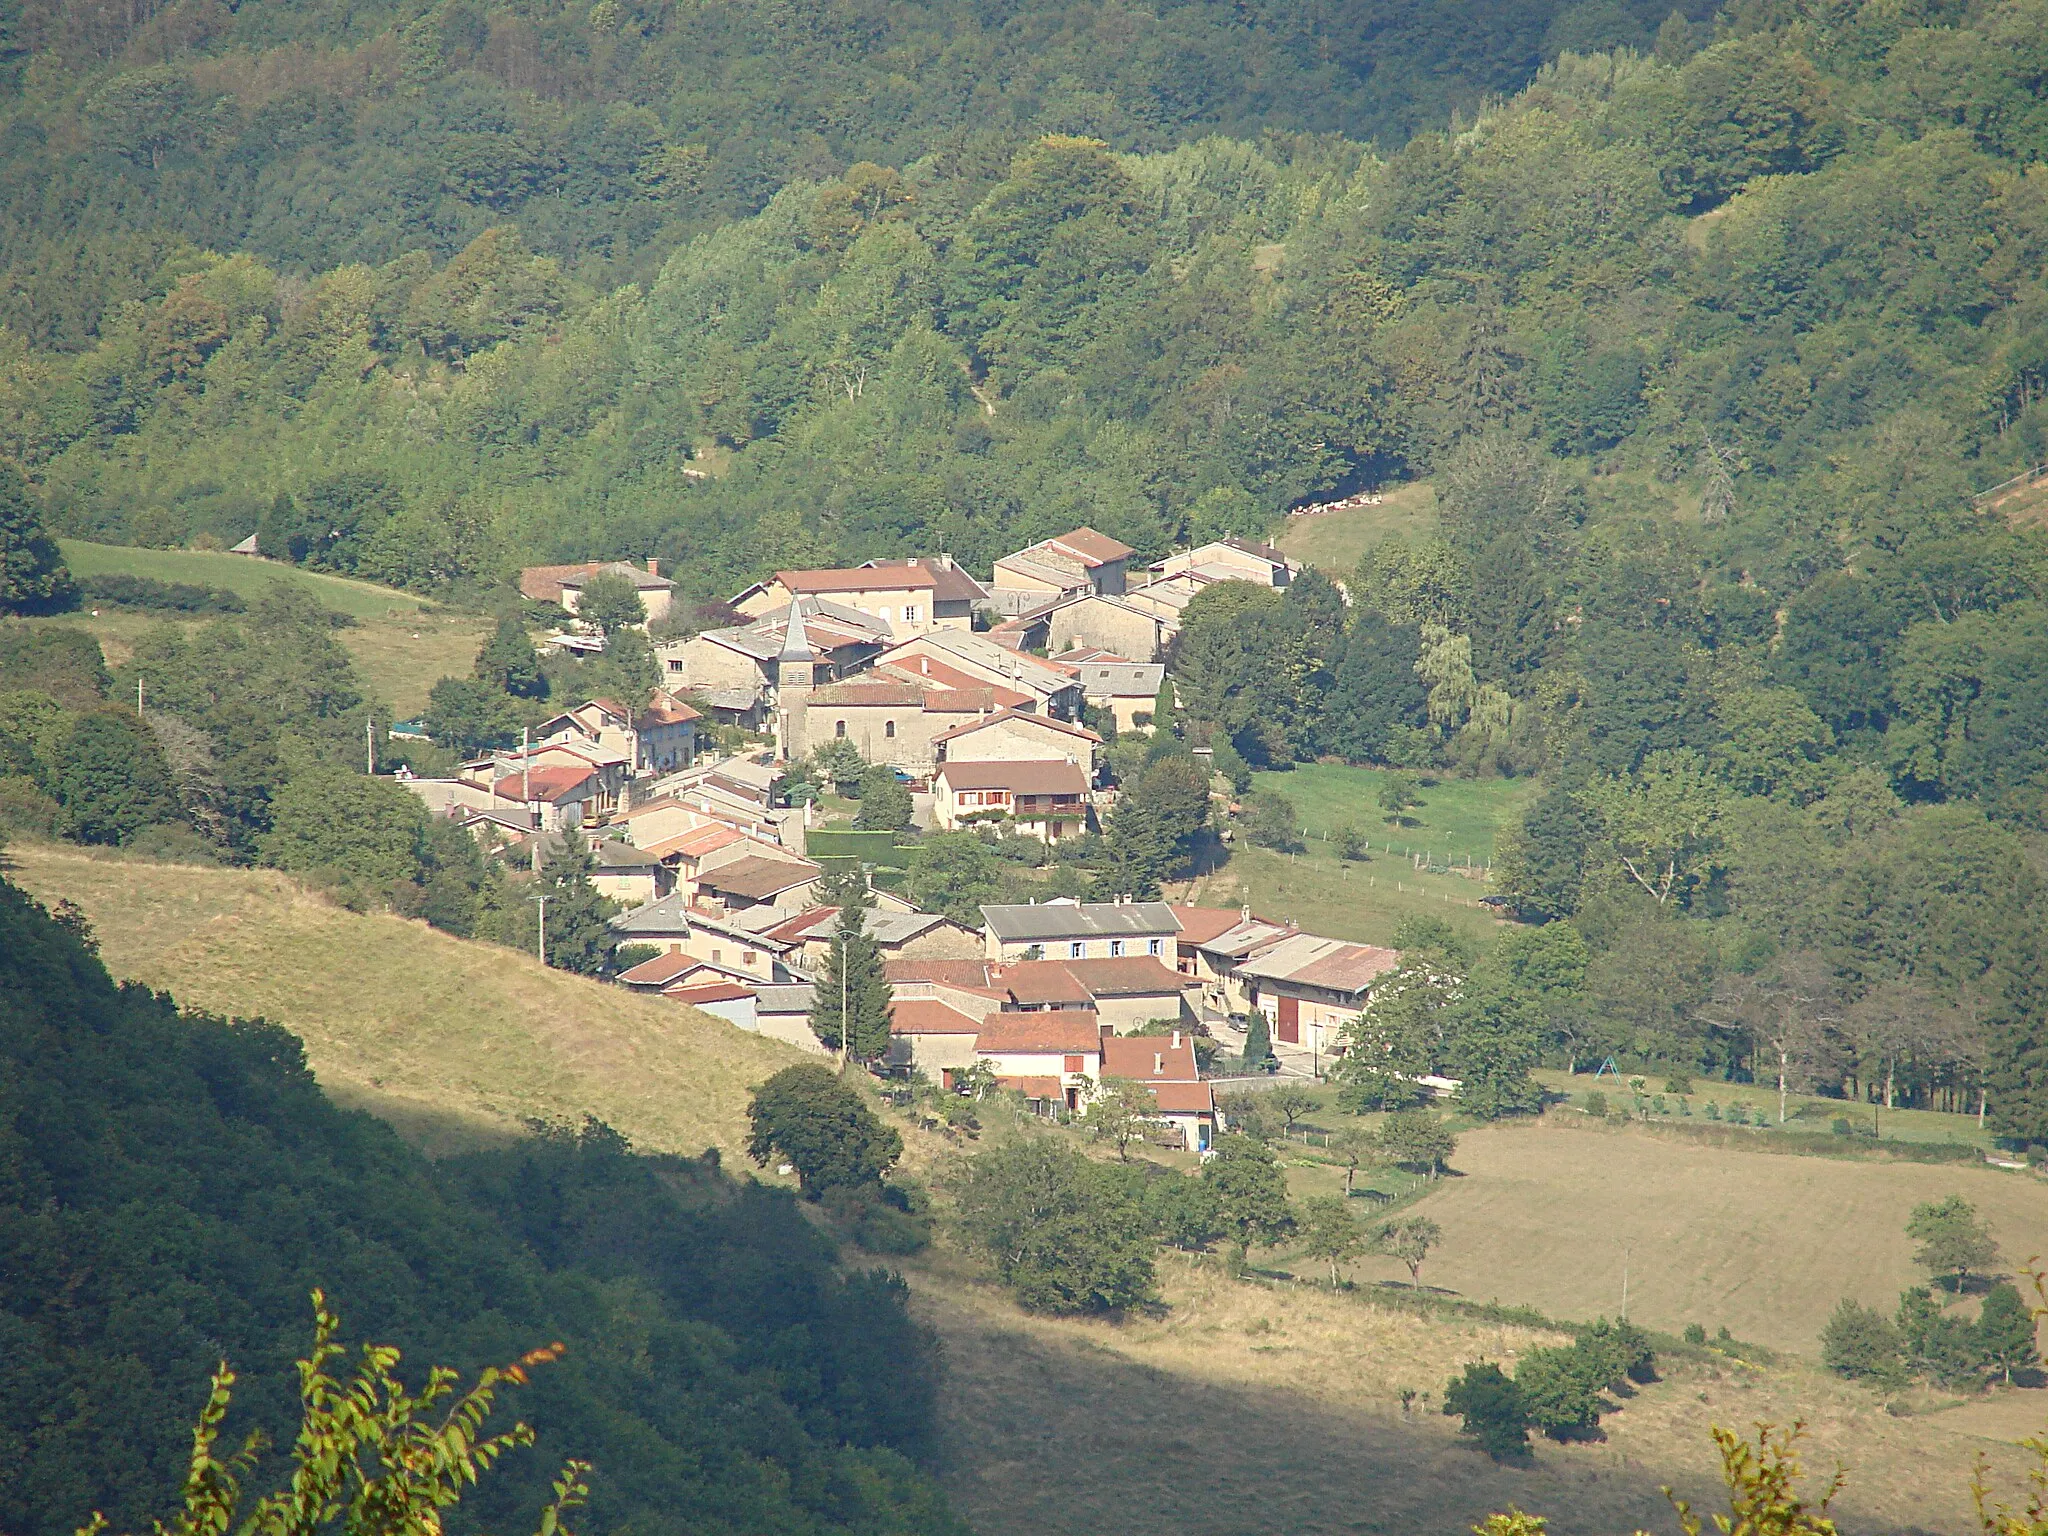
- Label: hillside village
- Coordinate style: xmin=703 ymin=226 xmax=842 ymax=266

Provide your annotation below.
xmin=393 ymin=528 xmax=1400 ymax=1146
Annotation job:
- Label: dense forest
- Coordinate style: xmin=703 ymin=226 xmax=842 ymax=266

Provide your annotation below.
xmin=0 ymin=872 xmax=958 ymax=1535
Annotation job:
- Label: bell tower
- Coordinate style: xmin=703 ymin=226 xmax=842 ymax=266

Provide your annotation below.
xmin=774 ymin=596 xmax=816 ymax=763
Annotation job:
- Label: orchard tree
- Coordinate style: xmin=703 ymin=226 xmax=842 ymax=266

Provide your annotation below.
xmin=1906 ymin=1195 xmax=2001 ymax=1292
xmin=1375 ymin=1214 xmax=1442 ymax=1287
xmin=1201 ymin=1133 xmax=1295 ymax=1265
xmin=1086 ymin=1078 xmax=1162 ymax=1161
xmin=1378 ymin=1111 xmax=1457 ymax=1178
xmin=747 ymin=1063 xmax=902 ymax=1197
xmin=1299 ymin=1194 xmax=1366 ymax=1285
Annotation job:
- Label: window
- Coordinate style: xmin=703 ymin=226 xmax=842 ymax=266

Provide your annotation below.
xmin=904 ymin=605 xmax=919 ymax=623
xmin=710 ymin=948 xmax=723 ymax=963
xmin=1110 ymin=939 xmax=1125 ymax=957
xmin=835 ymin=720 xmax=847 ymax=738
xmin=884 ymin=720 xmax=896 ymax=738
xmin=1063 ymin=1054 xmax=1085 ymax=1074
xmin=743 ymin=951 xmax=757 ymax=964
xmin=1147 ymin=938 xmax=1162 ymax=956
xmin=1070 ymin=941 xmax=1085 ymax=959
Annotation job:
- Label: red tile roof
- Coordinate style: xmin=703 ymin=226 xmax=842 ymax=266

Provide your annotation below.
xmin=779 ymin=567 xmax=939 ymax=593
xmin=642 ymin=825 xmax=746 ymax=862
xmin=880 ymin=654 xmax=1034 ymax=708
xmin=618 ymin=951 xmax=700 ymax=986
xmin=861 ymin=557 xmax=989 ymax=604
xmin=1061 ymin=956 xmax=1186 ymax=995
xmin=1151 ymin=1081 xmax=1216 ymax=1114
xmin=493 ymin=765 xmax=596 ymax=802
xmin=1048 ymin=527 xmax=1136 ymax=566
xmin=890 ymin=998 xmax=983 ymax=1035
xmin=929 ymin=707 xmax=1101 ymax=746
xmin=989 ymin=960 xmax=1095 ymax=1006
xmin=1101 ymin=1034 xmax=1200 ymax=1081
xmin=664 ymin=980 xmax=756 ymax=1005
xmin=1168 ymin=905 xmax=1246 ymax=946
xmin=995 ymin=1075 xmax=1068 ymax=1100
xmin=810 ymin=682 xmax=935 ymax=707
xmin=698 ymin=854 xmax=821 ymax=900
xmin=977 ymin=1011 xmax=1102 ymax=1054
xmin=886 ymin=958 xmax=997 ymax=987
xmin=520 ymin=562 xmax=606 ymax=602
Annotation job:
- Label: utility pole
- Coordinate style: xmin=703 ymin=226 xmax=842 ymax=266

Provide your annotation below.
xmin=535 ymin=892 xmax=549 ymax=967
xmin=365 ymin=713 xmax=375 ymax=775
xmin=136 ymin=677 xmax=144 ymax=717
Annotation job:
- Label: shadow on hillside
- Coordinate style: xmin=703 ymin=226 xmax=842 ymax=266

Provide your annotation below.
xmin=322 ymin=1078 xmax=523 ymax=1158
xmin=921 ymin=1289 xmax=1945 ymax=1536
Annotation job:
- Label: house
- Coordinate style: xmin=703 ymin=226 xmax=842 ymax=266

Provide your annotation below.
xmin=981 ymin=898 xmax=1181 ymax=962
xmin=658 ymin=599 xmax=892 ymax=698
xmin=794 ymin=679 xmax=1013 ymax=775
xmin=1234 ymin=934 xmax=1403 ymax=1054
xmin=932 ymin=759 xmax=1091 ymax=842
xmin=490 ymin=763 xmax=603 ymax=832
xmin=990 ymin=527 xmax=1135 ymax=614
xmin=521 ymin=560 xmax=677 ymax=626
xmin=749 ymin=907 xmax=981 ymax=966
xmin=732 ymin=567 xmax=942 ymax=637
xmin=974 ymin=1010 xmax=1103 ymax=1111
xmin=754 ymin=983 xmax=827 ymax=1053
xmin=609 ymin=894 xmax=801 ymax=982
xmin=1100 ymin=1031 xmax=1219 ymax=1151
xmin=1057 ymin=956 xmax=1194 ymax=1031
xmin=458 ymin=739 xmax=631 ymax=827
xmin=1041 ymin=593 xmax=1175 ymax=663
xmin=1145 ymin=537 xmax=1298 ymax=590
xmin=693 ymin=853 xmax=822 ymax=916
xmin=931 ymin=708 xmax=1100 ymax=771
xmin=859 ymin=556 xmax=991 ymax=628
xmin=1046 ymin=648 xmax=1166 ymax=733
xmin=661 ymin=979 xmax=758 ymax=1029
xmin=884 ymin=994 xmax=985 ymax=1078
xmin=534 ymin=693 xmax=699 ymax=776
xmin=506 ymin=831 xmax=669 ymax=907
xmin=874 ymin=631 xmax=1087 ymax=719
xmin=1168 ymin=904 xmax=1298 ymax=1018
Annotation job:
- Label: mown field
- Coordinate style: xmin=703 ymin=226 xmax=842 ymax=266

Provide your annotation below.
xmin=50 ymin=541 xmax=489 ymax=714
xmin=1182 ymin=762 xmax=1537 ymax=946
xmin=1275 ymin=479 xmax=1439 ymax=575
xmin=4 ymin=841 xmax=797 ymax=1156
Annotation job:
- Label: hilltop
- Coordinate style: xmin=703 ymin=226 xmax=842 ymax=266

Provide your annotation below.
xmin=3 ymin=840 xmax=799 ymax=1155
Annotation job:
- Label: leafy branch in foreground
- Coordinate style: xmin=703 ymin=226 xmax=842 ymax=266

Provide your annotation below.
xmin=75 ymin=1289 xmax=588 ymax=1536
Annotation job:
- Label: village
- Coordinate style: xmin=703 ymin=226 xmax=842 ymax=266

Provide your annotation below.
xmin=391 ymin=526 xmax=1408 ymax=1149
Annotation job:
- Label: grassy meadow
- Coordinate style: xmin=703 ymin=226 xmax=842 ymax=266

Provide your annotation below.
xmin=50 ymin=541 xmax=488 ymax=714
xmin=1275 ymin=478 xmax=1439 ymax=575
xmin=1175 ymin=762 xmax=1538 ymax=946
xmin=3 ymin=841 xmax=799 ymax=1156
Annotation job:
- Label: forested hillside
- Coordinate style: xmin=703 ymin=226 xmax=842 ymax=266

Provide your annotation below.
xmin=2 ymin=0 xmax=2041 ymax=594
xmin=0 ymin=872 xmax=957 ymax=1535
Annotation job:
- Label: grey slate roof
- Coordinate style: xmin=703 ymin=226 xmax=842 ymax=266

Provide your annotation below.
xmin=980 ymin=900 xmax=1181 ymax=942
xmin=609 ymin=892 xmax=695 ymax=935
xmin=755 ymin=984 xmax=816 ymax=1016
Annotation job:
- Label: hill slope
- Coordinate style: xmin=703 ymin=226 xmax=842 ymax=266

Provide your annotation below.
xmin=4 ymin=841 xmax=797 ymax=1155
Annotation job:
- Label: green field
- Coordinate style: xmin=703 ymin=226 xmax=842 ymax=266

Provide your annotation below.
xmin=48 ymin=542 xmax=488 ymax=714
xmin=1250 ymin=760 xmax=1538 ymax=867
xmin=60 ymin=539 xmax=435 ymax=619
xmin=1275 ymin=479 xmax=1438 ymax=575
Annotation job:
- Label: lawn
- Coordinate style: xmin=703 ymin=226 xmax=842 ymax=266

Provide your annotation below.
xmin=50 ymin=541 xmax=488 ymax=714
xmin=1173 ymin=763 xmax=1540 ymax=945
xmin=4 ymin=841 xmax=801 ymax=1157
xmin=1275 ymin=479 xmax=1438 ymax=575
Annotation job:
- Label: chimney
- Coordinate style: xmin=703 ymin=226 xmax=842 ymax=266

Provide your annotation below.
xmin=646 ymin=558 xmax=660 ymax=576
xmin=1153 ymin=1052 xmax=1164 ymax=1075
xmin=940 ymin=553 xmax=954 ymax=570
xmin=1100 ymin=1022 xmax=1113 ymax=1042
xmin=1241 ymin=904 xmax=1251 ymax=921
xmin=1172 ymin=1030 xmax=1182 ymax=1050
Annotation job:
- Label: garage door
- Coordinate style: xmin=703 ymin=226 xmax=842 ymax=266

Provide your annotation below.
xmin=1276 ymin=995 xmax=1299 ymax=1044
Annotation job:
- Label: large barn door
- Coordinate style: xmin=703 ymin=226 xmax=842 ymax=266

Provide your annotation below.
xmin=1275 ymin=996 xmax=1299 ymax=1044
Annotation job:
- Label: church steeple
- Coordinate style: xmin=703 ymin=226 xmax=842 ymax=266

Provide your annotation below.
xmin=775 ymin=597 xmax=815 ymax=762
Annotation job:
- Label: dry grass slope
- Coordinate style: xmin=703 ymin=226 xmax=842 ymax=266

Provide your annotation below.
xmin=5 ymin=842 xmax=801 ymax=1156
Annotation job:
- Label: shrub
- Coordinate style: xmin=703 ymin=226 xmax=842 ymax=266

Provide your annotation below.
xmin=952 ymin=1137 xmax=1157 ymax=1314
xmin=82 ymin=573 xmax=245 ymax=613
xmin=1443 ymin=1362 xmax=1530 ymax=1460
xmin=1664 ymin=1074 xmax=1693 ymax=1094
xmin=1683 ymin=1322 xmax=1708 ymax=1346
xmin=1583 ymin=1090 xmax=1608 ymax=1119
xmin=1515 ymin=1345 xmax=1608 ymax=1438
xmin=1575 ymin=1318 xmax=1657 ymax=1385
xmin=1821 ymin=1297 xmax=1903 ymax=1382
xmin=1832 ymin=1117 xmax=1852 ymax=1136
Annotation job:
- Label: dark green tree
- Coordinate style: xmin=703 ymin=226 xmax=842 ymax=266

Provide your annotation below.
xmin=423 ymin=676 xmax=519 ymax=755
xmin=0 ymin=465 xmax=74 ymax=614
xmin=1514 ymin=1343 xmax=1609 ymax=1439
xmin=811 ymin=899 xmax=895 ymax=1064
xmin=261 ymin=766 xmax=425 ymax=888
xmin=51 ymin=710 xmax=181 ymax=845
xmin=905 ymin=831 xmax=1005 ymax=924
xmin=1377 ymin=1111 xmax=1457 ymax=1178
xmin=1298 ymin=1194 xmax=1366 ymax=1285
xmin=534 ymin=830 xmax=617 ymax=975
xmin=1442 ymin=1362 xmax=1529 ymax=1460
xmin=575 ymin=571 xmax=648 ymax=636
xmin=1242 ymin=789 xmax=1301 ymax=852
xmin=854 ymin=764 xmax=914 ymax=831
xmin=746 ymin=1063 xmax=903 ymax=1197
xmin=1906 ymin=1196 xmax=2001 ymax=1292
xmin=1240 ymin=1009 xmax=1275 ymax=1072
xmin=1444 ymin=982 xmax=1545 ymax=1120
xmin=1322 ymin=616 xmax=1428 ymax=764
xmin=952 ymin=1137 xmax=1157 ymax=1315
xmin=474 ymin=613 xmax=547 ymax=698
xmin=1492 ymin=779 xmax=1595 ymax=920
xmin=1201 ymin=1133 xmax=1295 ymax=1264
xmin=1975 ymin=1282 xmax=2039 ymax=1385
xmin=1821 ymin=1298 xmax=1905 ymax=1382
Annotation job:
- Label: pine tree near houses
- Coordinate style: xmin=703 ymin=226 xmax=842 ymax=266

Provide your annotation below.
xmin=810 ymin=866 xmax=894 ymax=1066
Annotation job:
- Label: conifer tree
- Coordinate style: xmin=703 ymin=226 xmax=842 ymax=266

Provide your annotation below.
xmin=473 ymin=613 xmax=547 ymax=698
xmin=810 ymin=865 xmax=893 ymax=1064
xmin=536 ymin=830 xmax=617 ymax=974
